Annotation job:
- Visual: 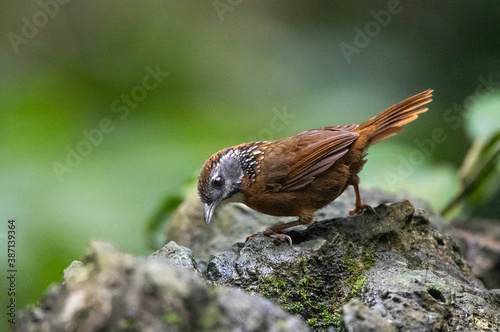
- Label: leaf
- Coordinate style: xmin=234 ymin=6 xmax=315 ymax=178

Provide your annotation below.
xmin=465 ymin=94 xmax=500 ymax=141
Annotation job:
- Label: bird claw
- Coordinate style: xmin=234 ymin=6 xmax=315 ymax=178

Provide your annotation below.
xmin=267 ymin=233 xmax=293 ymax=245
xmin=245 ymin=229 xmax=292 ymax=245
xmin=349 ymin=203 xmax=376 ymax=216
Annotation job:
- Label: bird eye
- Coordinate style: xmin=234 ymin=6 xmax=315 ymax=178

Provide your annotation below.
xmin=213 ymin=176 xmax=224 ymax=188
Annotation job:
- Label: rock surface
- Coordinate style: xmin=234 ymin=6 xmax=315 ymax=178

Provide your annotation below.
xmin=445 ymin=218 xmax=500 ymax=289
xmin=148 ymin=240 xmax=201 ymax=275
xmin=16 ymin=189 xmax=500 ymax=332
xmin=206 ymin=201 xmax=500 ymax=331
xmin=16 ymin=242 xmax=309 ymax=332
xmin=342 ymin=298 xmax=395 ymax=332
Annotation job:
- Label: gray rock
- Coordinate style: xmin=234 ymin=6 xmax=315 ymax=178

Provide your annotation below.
xmin=444 ymin=218 xmax=500 ymax=289
xmin=17 ymin=189 xmax=499 ymax=332
xmin=148 ymin=240 xmax=200 ymax=275
xmin=16 ymin=241 xmax=309 ymax=332
xmin=63 ymin=260 xmax=84 ymax=283
xmin=363 ymin=259 xmax=498 ymax=331
xmin=342 ymin=298 xmax=395 ymax=332
xmin=206 ymin=201 xmax=500 ymax=331
xmin=166 ymin=186 xmax=439 ymax=261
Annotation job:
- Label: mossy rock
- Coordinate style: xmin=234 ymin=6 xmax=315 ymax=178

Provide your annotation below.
xmin=207 ymin=201 xmax=500 ymax=331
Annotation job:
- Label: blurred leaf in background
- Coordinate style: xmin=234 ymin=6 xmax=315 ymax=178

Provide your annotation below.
xmin=442 ymin=94 xmax=500 ymax=218
xmin=0 ymin=1 xmax=499 ymax=330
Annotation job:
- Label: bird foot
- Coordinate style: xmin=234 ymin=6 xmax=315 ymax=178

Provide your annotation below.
xmin=349 ymin=203 xmax=376 ymax=216
xmin=267 ymin=232 xmax=293 ymax=245
xmin=246 ymin=229 xmax=292 ymax=245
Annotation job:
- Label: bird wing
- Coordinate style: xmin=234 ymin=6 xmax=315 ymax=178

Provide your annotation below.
xmin=265 ymin=128 xmax=359 ymax=192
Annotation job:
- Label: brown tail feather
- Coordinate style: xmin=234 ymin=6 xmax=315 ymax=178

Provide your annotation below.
xmin=357 ymin=89 xmax=433 ymax=145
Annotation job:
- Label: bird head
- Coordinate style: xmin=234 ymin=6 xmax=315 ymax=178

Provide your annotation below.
xmin=198 ymin=148 xmax=245 ymax=225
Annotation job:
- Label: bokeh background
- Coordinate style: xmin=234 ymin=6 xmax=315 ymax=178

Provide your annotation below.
xmin=1 ymin=0 xmax=499 ymax=328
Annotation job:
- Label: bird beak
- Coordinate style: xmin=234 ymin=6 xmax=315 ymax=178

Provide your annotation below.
xmin=204 ymin=202 xmax=218 ymax=225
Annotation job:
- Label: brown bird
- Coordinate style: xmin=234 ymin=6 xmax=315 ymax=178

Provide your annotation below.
xmin=198 ymin=90 xmax=433 ymax=243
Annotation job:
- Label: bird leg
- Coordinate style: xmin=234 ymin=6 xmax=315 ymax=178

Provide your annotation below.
xmin=246 ymin=216 xmax=313 ymax=245
xmin=349 ymin=181 xmax=376 ymax=215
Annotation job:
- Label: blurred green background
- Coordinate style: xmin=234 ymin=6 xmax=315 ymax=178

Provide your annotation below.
xmin=1 ymin=0 xmax=499 ymax=328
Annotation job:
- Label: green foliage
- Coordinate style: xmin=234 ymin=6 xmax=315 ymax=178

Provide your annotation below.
xmin=465 ymin=94 xmax=500 ymax=142
xmin=145 ymin=195 xmax=184 ymax=250
xmin=442 ymin=95 xmax=500 ymax=218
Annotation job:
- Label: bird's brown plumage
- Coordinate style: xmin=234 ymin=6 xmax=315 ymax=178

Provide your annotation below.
xmin=198 ymin=90 xmax=433 ymax=241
